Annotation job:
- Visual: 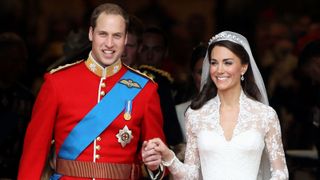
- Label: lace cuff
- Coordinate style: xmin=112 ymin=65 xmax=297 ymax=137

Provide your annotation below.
xmin=161 ymin=150 xmax=177 ymax=167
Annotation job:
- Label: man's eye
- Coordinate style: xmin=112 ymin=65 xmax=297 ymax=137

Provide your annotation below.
xmin=114 ymin=34 xmax=122 ymax=39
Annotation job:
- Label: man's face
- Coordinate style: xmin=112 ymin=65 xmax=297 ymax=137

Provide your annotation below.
xmin=89 ymin=13 xmax=127 ymax=66
xmin=122 ymin=33 xmax=139 ymax=66
xmin=138 ymin=33 xmax=166 ymax=68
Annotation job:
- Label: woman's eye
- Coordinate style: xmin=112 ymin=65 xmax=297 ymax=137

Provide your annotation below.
xmin=224 ymin=61 xmax=233 ymax=65
xmin=209 ymin=60 xmax=217 ymax=65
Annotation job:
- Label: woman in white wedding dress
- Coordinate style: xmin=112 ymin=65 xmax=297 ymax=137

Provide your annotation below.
xmin=142 ymin=31 xmax=289 ymax=180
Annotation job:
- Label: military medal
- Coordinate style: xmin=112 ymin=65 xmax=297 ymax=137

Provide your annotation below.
xmin=124 ymin=100 xmax=132 ymax=120
xmin=124 ymin=112 xmax=131 ymax=120
xmin=116 ymin=125 xmax=133 ymax=147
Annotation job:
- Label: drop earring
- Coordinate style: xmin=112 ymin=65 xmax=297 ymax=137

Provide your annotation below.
xmin=241 ymin=74 xmax=244 ymax=81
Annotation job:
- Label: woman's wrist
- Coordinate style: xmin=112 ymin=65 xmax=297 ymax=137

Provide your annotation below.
xmin=161 ymin=150 xmax=176 ymax=167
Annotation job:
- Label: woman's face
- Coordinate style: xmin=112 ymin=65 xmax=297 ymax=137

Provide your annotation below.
xmin=209 ymin=45 xmax=247 ymax=92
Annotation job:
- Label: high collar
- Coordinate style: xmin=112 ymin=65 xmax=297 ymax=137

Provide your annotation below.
xmin=85 ymin=52 xmax=122 ymax=78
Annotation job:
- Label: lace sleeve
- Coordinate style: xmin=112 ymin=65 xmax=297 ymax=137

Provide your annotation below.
xmin=265 ymin=108 xmax=289 ymax=180
xmin=167 ymin=110 xmax=201 ymax=180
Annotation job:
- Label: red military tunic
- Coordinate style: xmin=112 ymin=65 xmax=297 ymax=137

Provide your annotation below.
xmin=18 ymin=54 xmax=165 ymax=179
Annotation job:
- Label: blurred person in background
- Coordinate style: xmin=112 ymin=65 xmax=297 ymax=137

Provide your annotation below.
xmin=174 ymin=43 xmax=206 ymax=161
xmin=137 ymin=26 xmax=183 ymax=148
xmin=286 ymin=39 xmax=320 ymax=180
xmin=122 ymin=14 xmax=144 ymax=67
xmin=0 ymin=32 xmax=34 ymax=179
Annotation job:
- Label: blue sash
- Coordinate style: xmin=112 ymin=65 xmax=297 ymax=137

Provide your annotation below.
xmin=51 ymin=70 xmax=148 ymax=180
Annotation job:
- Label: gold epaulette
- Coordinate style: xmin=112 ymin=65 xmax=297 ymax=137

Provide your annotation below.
xmin=49 ymin=60 xmax=83 ymax=74
xmin=123 ymin=64 xmax=155 ymax=83
xmin=138 ymin=65 xmax=174 ymax=83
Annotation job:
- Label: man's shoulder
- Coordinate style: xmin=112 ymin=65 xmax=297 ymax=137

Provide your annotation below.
xmin=48 ymin=60 xmax=84 ymax=74
xmin=44 ymin=60 xmax=85 ymax=84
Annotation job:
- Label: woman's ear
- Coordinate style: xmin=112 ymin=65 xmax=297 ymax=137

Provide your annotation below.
xmin=241 ymin=64 xmax=248 ymax=75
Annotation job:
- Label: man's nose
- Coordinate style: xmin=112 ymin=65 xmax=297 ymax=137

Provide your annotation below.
xmin=105 ymin=37 xmax=114 ymax=47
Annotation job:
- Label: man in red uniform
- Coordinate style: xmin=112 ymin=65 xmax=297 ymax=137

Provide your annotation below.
xmin=18 ymin=3 xmax=165 ymax=180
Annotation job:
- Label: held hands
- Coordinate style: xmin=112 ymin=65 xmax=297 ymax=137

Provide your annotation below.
xmin=142 ymin=138 xmax=175 ymax=170
xmin=142 ymin=139 xmax=162 ymax=171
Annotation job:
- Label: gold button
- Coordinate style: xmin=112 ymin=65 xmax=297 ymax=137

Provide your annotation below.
xmin=96 ymin=145 xmax=101 ymax=150
xmin=96 ymin=136 xmax=101 ymax=141
xmin=95 ymin=154 xmax=100 ymax=159
xmin=100 ymin=91 xmax=105 ymax=96
xmin=101 ymin=82 xmax=106 ymax=88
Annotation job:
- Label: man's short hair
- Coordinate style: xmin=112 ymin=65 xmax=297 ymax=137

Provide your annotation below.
xmin=90 ymin=3 xmax=129 ymax=31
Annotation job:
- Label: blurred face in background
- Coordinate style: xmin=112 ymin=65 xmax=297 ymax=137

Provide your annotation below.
xmin=138 ymin=32 xmax=167 ymax=68
xmin=122 ymin=33 xmax=139 ymax=66
xmin=301 ymin=58 xmax=320 ymax=84
xmin=0 ymin=34 xmax=27 ymax=86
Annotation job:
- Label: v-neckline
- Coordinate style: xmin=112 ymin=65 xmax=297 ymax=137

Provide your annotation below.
xmin=218 ymin=113 xmax=240 ymax=142
xmin=217 ymin=103 xmax=241 ymax=143
xmin=214 ymin=90 xmax=244 ymax=142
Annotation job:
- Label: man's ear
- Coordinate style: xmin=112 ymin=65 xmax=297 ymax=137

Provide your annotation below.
xmin=88 ymin=27 xmax=93 ymax=41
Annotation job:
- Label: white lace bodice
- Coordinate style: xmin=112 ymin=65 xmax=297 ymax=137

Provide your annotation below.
xmin=168 ymin=92 xmax=288 ymax=180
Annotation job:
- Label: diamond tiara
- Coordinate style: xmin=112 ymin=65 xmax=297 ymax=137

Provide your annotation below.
xmin=209 ymin=31 xmax=245 ymax=46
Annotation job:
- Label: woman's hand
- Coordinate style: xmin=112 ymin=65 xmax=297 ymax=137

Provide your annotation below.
xmin=148 ymin=138 xmax=175 ymax=163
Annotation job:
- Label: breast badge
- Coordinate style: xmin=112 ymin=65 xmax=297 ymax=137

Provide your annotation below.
xmin=116 ymin=125 xmax=133 ymax=147
xmin=119 ymin=79 xmax=141 ymax=89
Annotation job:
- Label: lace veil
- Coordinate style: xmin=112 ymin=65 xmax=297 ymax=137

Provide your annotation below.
xmin=200 ymin=31 xmax=270 ymax=179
